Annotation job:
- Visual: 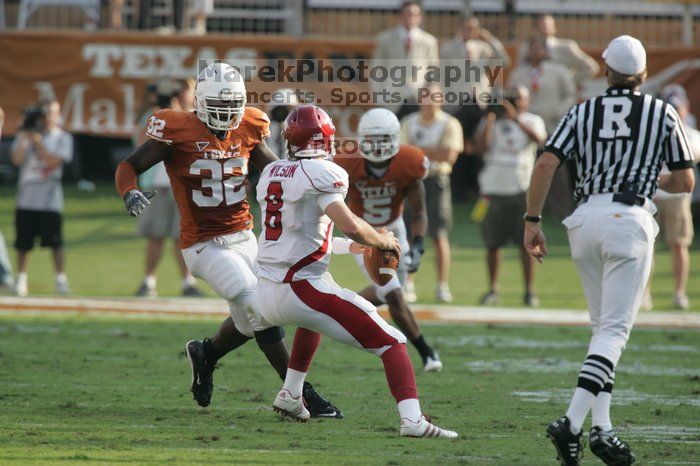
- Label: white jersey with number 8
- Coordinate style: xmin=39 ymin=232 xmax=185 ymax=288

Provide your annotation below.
xmin=256 ymin=158 xmax=349 ymax=283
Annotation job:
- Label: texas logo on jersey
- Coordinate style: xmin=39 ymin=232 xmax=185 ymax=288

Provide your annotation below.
xmin=145 ymin=107 xmax=270 ymax=248
xmin=335 ymin=144 xmax=428 ymax=226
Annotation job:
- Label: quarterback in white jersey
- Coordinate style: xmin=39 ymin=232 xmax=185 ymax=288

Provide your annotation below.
xmin=255 ymin=105 xmax=457 ymax=438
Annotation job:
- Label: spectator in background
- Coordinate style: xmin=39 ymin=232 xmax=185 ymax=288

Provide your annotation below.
xmin=475 ymin=86 xmax=547 ymax=307
xmin=109 ymin=0 xmax=124 ymax=30
xmin=132 ymin=80 xmax=202 ymax=298
xmin=0 ymin=106 xmax=14 ymax=290
xmin=518 ymin=14 xmax=599 ymax=88
xmin=372 ymin=1 xmax=439 ymax=119
xmin=190 ymin=0 xmax=213 ymax=35
xmin=266 ymin=88 xmax=300 ymax=157
xmin=644 ymin=87 xmax=700 ymax=310
xmin=440 ymin=16 xmax=511 ymax=200
xmin=401 ymin=85 xmax=464 ymax=303
xmin=10 ymin=100 xmax=73 ymax=297
xmin=509 ymin=36 xmax=576 ymax=219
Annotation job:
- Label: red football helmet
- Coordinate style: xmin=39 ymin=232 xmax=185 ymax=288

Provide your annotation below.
xmin=283 ymin=105 xmax=336 ymax=159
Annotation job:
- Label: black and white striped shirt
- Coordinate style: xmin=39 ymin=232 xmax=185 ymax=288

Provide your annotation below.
xmin=544 ymin=86 xmax=695 ymax=201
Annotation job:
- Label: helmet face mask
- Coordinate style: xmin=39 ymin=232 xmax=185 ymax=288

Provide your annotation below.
xmin=195 ymin=63 xmax=247 ymax=131
xmin=357 ymin=108 xmax=401 ymax=163
xmin=359 ymin=132 xmax=399 ymax=163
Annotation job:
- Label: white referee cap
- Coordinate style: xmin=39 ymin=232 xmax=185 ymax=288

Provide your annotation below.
xmin=602 ymin=35 xmax=647 ymax=75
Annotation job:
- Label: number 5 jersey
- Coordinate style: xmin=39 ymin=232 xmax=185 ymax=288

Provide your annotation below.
xmin=334 ymin=145 xmax=428 ymax=227
xmin=146 ymin=107 xmax=270 ymax=248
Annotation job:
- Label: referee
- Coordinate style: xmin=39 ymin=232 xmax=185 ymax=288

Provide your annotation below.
xmin=524 ymin=35 xmax=695 ymax=466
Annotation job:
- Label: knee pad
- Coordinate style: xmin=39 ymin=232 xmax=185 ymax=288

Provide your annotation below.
xmin=254 ymin=326 xmax=286 ymax=345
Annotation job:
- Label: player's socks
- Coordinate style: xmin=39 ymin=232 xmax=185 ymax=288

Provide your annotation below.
xmin=591 ymin=373 xmax=615 ymax=431
xmin=282 ymin=368 xmax=307 ymax=399
xmin=381 ymin=344 xmax=419 ymax=406
xmin=289 ymin=328 xmax=321 ymax=373
xmin=397 ymin=398 xmax=422 ymax=421
xmin=410 ymin=334 xmax=434 ymax=362
xmin=202 ymin=337 xmax=225 ymax=366
xmin=144 ymin=275 xmax=156 ymax=289
xmin=565 ymin=354 xmax=614 ymax=434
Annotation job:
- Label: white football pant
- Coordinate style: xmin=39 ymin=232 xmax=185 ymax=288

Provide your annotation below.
xmin=563 ymin=194 xmax=658 ymax=367
xmin=182 ymin=230 xmax=271 ymax=337
xmin=257 ymin=274 xmax=407 ymax=356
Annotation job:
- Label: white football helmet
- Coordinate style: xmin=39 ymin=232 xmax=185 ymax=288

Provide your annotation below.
xmin=195 ymin=62 xmax=247 ymax=131
xmin=358 ymin=108 xmax=401 ymax=163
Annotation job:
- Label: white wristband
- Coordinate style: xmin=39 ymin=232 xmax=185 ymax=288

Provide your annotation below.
xmin=331 ymin=237 xmax=353 ymax=255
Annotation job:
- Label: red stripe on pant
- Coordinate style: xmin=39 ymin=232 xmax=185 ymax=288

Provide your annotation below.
xmin=290 ymin=279 xmax=417 ymax=401
xmin=289 ymin=328 xmax=321 ymax=373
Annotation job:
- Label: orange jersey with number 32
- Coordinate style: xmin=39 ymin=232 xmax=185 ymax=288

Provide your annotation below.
xmin=335 ymin=144 xmax=428 ymax=226
xmin=146 ymin=107 xmax=270 ymax=248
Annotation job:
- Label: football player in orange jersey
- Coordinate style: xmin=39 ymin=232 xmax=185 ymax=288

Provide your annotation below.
xmin=335 ymin=108 xmax=442 ymax=372
xmin=115 ymin=62 xmax=341 ymax=417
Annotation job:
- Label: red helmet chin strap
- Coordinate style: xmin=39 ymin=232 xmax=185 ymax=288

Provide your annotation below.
xmin=284 ymin=105 xmax=336 ymax=158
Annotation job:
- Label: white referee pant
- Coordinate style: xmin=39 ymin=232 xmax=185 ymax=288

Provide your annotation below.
xmin=352 ymin=217 xmax=411 ymax=302
xmin=182 ymin=230 xmax=271 ymax=338
xmin=563 ymin=194 xmax=659 ymax=366
xmin=257 ymin=274 xmax=407 ymax=357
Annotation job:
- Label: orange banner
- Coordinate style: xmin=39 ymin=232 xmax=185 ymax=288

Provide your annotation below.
xmin=0 ymin=31 xmax=698 ymax=138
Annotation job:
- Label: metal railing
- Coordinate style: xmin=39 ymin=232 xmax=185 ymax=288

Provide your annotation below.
xmin=0 ymin=0 xmax=697 ymax=47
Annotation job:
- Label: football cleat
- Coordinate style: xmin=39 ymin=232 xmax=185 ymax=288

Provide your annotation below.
xmin=589 ymin=426 xmax=636 ymax=465
xmin=303 ymin=381 xmax=343 ymax=418
xmin=423 ymin=352 xmax=443 ymax=372
xmin=403 ymin=281 xmax=417 ymax=303
xmin=135 ymin=282 xmax=157 ymax=298
xmin=546 ymin=416 xmax=584 ymax=466
xmin=480 ymin=291 xmax=499 ymax=306
xmin=185 ymin=339 xmax=216 ymax=407
xmin=400 ymin=415 xmax=458 ymax=438
xmin=273 ymin=389 xmax=310 ymax=422
xmin=524 ymin=292 xmax=540 ymax=308
xmin=435 ymin=283 xmax=453 ymax=303
xmin=182 ymin=285 xmax=203 ymax=297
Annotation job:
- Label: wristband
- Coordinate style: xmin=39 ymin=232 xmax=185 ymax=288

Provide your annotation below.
xmin=331 ymin=237 xmax=353 ymax=254
xmin=523 ymin=214 xmax=542 ymax=224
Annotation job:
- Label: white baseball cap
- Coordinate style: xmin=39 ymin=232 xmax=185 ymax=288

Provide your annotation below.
xmin=602 ymin=35 xmax=647 ymax=75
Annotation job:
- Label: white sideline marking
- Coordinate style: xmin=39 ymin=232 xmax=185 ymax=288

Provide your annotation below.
xmin=512 ymin=388 xmax=700 ymax=407
xmin=466 ymin=358 xmax=699 ymax=377
xmin=436 ymin=335 xmax=698 ymax=353
xmin=0 ymin=296 xmax=700 ymax=329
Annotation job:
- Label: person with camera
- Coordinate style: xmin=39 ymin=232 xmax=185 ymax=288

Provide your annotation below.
xmin=476 ymin=86 xmax=547 ymax=307
xmin=10 ymin=99 xmax=73 ymax=297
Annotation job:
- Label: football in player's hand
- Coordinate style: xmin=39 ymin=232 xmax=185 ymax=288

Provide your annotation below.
xmin=363 ymin=246 xmax=399 ymax=286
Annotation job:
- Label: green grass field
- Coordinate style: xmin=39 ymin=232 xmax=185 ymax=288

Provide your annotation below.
xmin=0 ymin=184 xmax=699 ymax=464
xmin=0 ymin=183 xmax=698 ymax=310
xmin=0 ymin=315 xmax=698 ymax=465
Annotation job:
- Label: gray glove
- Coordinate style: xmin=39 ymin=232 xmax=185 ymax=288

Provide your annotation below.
xmin=406 ymin=236 xmax=425 ymax=274
xmin=124 ymin=190 xmax=157 ymax=217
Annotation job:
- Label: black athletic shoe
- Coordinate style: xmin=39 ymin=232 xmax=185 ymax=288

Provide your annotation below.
xmin=303 ymin=382 xmax=343 ymax=419
xmin=590 ymin=426 xmax=636 ymax=465
xmin=185 ymin=339 xmax=216 ymax=407
xmin=546 ymin=416 xmax=584 ymax=466
xmin=182 ymin=285 xmax=203 ymax=297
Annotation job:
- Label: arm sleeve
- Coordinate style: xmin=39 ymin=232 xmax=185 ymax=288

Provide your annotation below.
xmin=115 ymin=162 xmax=139 ymax=197
xmin=664 ymin=106 xmax=695 ymax=170
xmin=543 ymin=106 xmax=578 ymax=163
xmin=302 ymin=161 xmax=349 ymax=210
xmin=331 ymin=237 xmax=353 ymax=255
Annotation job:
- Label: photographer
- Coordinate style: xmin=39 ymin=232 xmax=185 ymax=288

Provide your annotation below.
xmin=10 ymin=99 xmax=73 ymax=297
xmin=475 ymin=86 xmax=547 ymax=307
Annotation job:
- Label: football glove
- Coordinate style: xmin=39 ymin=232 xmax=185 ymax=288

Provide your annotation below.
xmin=406 ymin=236 xmax=425 ymax=273
xmin=124 ymin=190 xmax=157 ymax=217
